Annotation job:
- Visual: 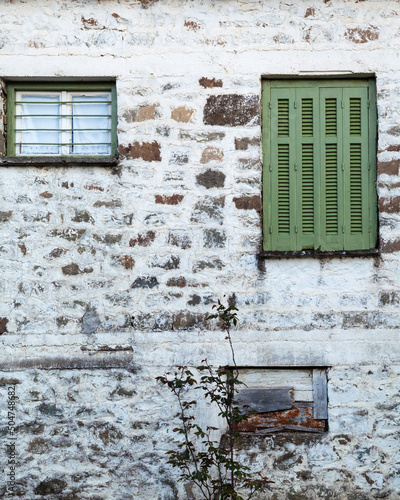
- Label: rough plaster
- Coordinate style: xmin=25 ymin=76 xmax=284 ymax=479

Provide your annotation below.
xmin=0 ymin=0 xmax=400 ymax=498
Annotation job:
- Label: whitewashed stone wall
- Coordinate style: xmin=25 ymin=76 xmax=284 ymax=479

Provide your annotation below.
xmin=0 ymin=0 xmax=400 ymax=498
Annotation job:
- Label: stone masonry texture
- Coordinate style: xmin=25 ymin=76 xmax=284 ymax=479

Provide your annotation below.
xmin=0 ymin=0 xmax=399 ymax=499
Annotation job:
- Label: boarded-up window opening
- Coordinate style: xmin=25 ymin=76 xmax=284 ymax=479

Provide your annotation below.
xmin=233 ymin=368 xmax=328 ymax=434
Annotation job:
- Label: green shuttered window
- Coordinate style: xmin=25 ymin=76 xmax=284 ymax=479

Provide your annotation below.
xmin=262 ymin=79 xmax=377 ymax=252
xmin=7 ymin=82 xmax=117 ymax=157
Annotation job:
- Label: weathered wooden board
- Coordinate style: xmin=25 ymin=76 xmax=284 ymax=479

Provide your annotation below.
xmin=313 ymin=369 xmax=328 ymax=419
xmin=237 ymin=369 xmax=313 ymax=402
xmin=235 ymin=387 xmax=294 ymax=413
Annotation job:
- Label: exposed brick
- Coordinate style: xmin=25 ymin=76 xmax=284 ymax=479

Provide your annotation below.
xmin=118 ymin=141 xmax=161 ymax=162
xmin=72 ymin=210 xmax=94 ymax=224
xmin=119 ymin=255 xmax=135 ymax=269
xmin=184 ymin=19 xmax=202 ymax=31
xmin=345 ymin=26 xmax=379 ymax=44
xmin=155 ymin=194 xmax=184 ymax=205
xmin=171 ymin=106 xmax=195 ymax=123
xmin=123 ymin=103 xmax=159 ymax=122
xmin=204 ymin=95 xmax=260 ymax=127
xmin=172 ymin=311 xmax=206 ymax=330
xmin=378 ymin=160 xmax=399 ymax=176
xmin=62 ymin=263 xmax=93 ymax=275
xmin=381 ymin=239 xmax=400 ymax=253
xmin=196 ymin=169 xmax=225 ymax=189
xmin=233 ymin=195 xmax=262 ymax=211
xmin=39 ymin=191 xmax=53 ymax=198
xmin=179 ymin=131 xmax=225 ymax=142
xmin=387 ymin=126 xmax=400 ymax=137
xmin=50 ymin=229 xmax=86 ymax=241
xmin=199 ymin=77 xmax=223 ymax=88
xmin=379 ymin=291 xmax=400 ymax=306
xmin=193 ymin=258 xmax=225 ymax=273
xmin=47 ymin=248 xmax=66 ymax=260
xmin=200 ymin=146 xmax=224 ymax=163
xmin=379 ymin=197 xmax=400 ymax=213
xmin=305 ymin=7 xmax=315 ymax=17
xmin=93 ymin=234 xmax=122 ymax=245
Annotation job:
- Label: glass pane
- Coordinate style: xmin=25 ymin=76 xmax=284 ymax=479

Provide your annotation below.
xmin=71 ymin=95 xmax=110 ymax=155
xmin=17 ymin=95 xmax=60 ymax=155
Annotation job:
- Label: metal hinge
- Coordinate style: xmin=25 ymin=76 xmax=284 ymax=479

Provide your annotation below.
xmin=341 ymin=101 xmax=344 ymax=109
xmin=369 ymin=223 xmax=372 ymax=233
xmin=269 ymin=226 xmax=273 ymax=234
xmin=269 ymin=164 xmax=272 ymax=172
xmin=268 ymin=101 xmax=271 ymax=109
xmin=368 ymin=162 xmax=371 ymax=171
xmin=294 ymin=101 xmax=297 ymax=109
xmin=294 ymin=163 xmax=298 ymax=171
xmin=367 ymin=100 xmax=370 ymax=109
xmin=342 ymin=225 xmax=345 ymax=233
xmin=295 ymin=226 xmax=298 ymax=233
xmin=342 ymin=162 xmax=345 ymax=171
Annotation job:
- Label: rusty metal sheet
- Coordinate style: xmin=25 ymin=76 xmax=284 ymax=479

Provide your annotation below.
xmin=234 ymin=407 xmax=325 ymax=432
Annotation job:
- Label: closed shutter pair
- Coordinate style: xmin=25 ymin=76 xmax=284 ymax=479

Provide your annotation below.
xmin=262 ymin=79 xmax=377 ymax=252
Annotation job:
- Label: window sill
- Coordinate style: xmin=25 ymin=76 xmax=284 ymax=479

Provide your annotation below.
xmin=259 ymin=248 xmax=380 ymax=259
xmin=0 ymin=156 xmax=119 ymax=168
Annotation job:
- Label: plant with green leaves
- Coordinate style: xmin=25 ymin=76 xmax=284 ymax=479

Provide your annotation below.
xmin=157 ymin=300 xmax=269 ymax=500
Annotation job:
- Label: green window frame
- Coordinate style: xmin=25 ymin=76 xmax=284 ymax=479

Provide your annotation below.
xmin=7 ymin=82 xmax=117 ymax=157
xmin=262 ymin=78 xmax=377 ymax=252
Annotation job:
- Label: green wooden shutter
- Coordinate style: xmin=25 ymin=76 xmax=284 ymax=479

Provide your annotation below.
xmin=269 ymin=88 xmax=297 ymax=251
xmin=263 ymin=79 xmax=377 ymax=253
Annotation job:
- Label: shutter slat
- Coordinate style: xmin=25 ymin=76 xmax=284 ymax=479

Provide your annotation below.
xmin=301 ymin=144 xmax=314 ymax=234
xmin=278 ymin=144 xmax=290 ymax=233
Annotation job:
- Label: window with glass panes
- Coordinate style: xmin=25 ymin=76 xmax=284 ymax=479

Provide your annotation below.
xmin=262 ymin=79 xmax=377 ymax=252
xmin=7 ymin=83 xmax=117 ymax=156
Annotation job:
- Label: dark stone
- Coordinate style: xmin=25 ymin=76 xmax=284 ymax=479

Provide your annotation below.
xmin=378 ymin=159 xmax=399 ymax=176
xmin=191 ymin=196 xmax=225 ymax=224
xmin=38 ymin=403 xmax=64 ymax=417
xmin=118 ymin=141 xmax=161 ymax=162
xmin=150 ymin=255 xmax=180 ymax=270
xmin=0 ymin=317 xmax=8 ymax=334
xmin=49 ymin=228 xmax=86 ymax=241
xmin=233 ymin=195 xmax=262 ymax=211
xmin=193 ymin=258 xmax=225 ymax=273
xmin=0 ymin=211 xmax=12 ymax=222
xmin=82 ymin=310 xmax=101 ymax=334
xmin=203 ymin=229 xmax=226 ymax=248
xmin=72 ymin=210 xmax=94 ymax=224
xmin=187 ymin=294 xmax=201 ymax=306
xmin=155 ymin=194 xmax=184 ymax=205
xmin=48 ymin=248 xmax=66 ymax=259
xmin=56 ymin=316 xmax=69 ymax=327
xmin=379 ymin=291 xmax=400 ymax=306
xmin=0 ymin=377 xmax=19 ymax=385
xmin=168 ymin=230 xmax=192 ymax=249
xmin=166 ymin=277 xmax=187 ymax=287
xmin=170 ymin=152 xmax=189 ymax=165
xmin=131 ymin=312 xmax=172 ymax=331
xmin=62 ymin=264 xmax=93 ymax=276
xmin=93 ymin=234 xmax=122 ymax=245
xmin=93 ymin=199 xmax=122 ymax=208
xmin=172 ymin=312 xmax=206 ymax=330
xmin=199 ymin=77 xmax=223 ymax=88
xmin=203 ymin=95 xmax=260 ymax=127
xmin=129 ymin=231 xmax=156 ymax=247
xmin=238 ymin=157 xmax=261 ymax=170
xmin=381 ymin=238 xmax=400 ymax=253
xmin=196 ymin=169 xmax=225 ymax=189
xmin=28 ymin=437 xmax=50 ymax=454
xmin=131 ymin=276 xmax=159 ymax=289
xmin=156 ymin=125 xmax=170 ymax=137
xmin=34 ymin=479 xmax=67 ymax=496
xmin=235 ymin=137 xmax=260 ymax=150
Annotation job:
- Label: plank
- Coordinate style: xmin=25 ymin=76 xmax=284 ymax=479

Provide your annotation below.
xmin=313 ymin=369 xmax=328 ymax=419
xmin=235 ymin=387 xmax=294 ymax=414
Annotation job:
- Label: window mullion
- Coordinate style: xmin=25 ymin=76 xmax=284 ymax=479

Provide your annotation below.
xmin=61 ymin=90 xmax=68 ymax=155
